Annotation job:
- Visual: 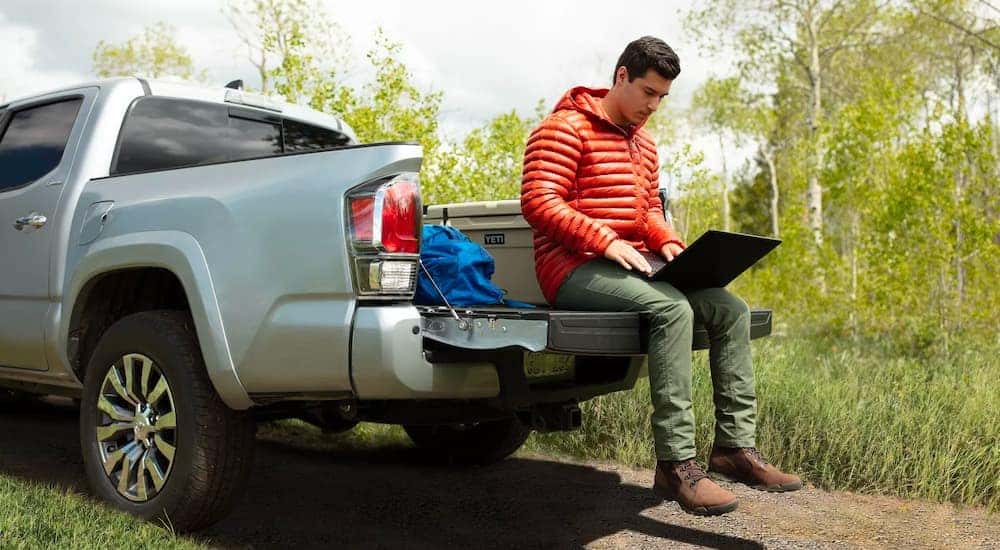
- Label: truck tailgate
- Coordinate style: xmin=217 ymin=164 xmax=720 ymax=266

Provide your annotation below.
xmin=418 ymin=306 xmax=773 ymax=354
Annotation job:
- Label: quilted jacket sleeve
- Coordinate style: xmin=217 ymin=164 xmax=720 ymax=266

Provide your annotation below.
xmin=643 ymin=148 xmax=686 ymax=253
xmin=520 ymin=114 xmax=620 ymax=255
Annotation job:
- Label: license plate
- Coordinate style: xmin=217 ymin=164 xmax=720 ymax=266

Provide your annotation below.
xmin=523 ymin=352 xmax=574 ymax=380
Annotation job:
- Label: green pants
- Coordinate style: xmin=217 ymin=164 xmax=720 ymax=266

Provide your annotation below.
xmin=554 ymin=258 xmax=757 ymax=461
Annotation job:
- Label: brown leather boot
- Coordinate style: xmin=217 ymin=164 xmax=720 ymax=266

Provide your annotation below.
xmin=653 ymin=459 xmax=739 ymax=516
xmin=708 ymin=447 xmax=803 ymax=492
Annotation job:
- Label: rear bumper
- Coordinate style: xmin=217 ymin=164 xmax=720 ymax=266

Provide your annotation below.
xmin=350 ymin=305 xmax=501 ymax=400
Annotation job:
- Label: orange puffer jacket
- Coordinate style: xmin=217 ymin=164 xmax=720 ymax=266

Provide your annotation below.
xmin=521 ymin=86 xmax=685 ymax=304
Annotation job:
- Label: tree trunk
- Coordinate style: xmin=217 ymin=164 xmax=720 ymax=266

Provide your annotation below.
xmin=807 ymin=10 xmax=824 ymax=250
xmin=955 ymin=178 xmax=965 ymax=331
xmin=763 ymin=146 xmax=780 ymax=238
xmin=719 ymin=134 xmax=731 ymax=232
xmin=248 ymin=46 xmax=269 ymax=93
xmin=989 ymin=75 xmax=999 ymax=246
xmin=993 ymin=74 xmax=1000 ymax=181
xmin=952 ymin=50 xmax=969 ymax=331
xmin=991 ymin=90 xmax=999 ymax=180
xmin=850 ymin=211 xmax=860 ymax=340
xmin=806 ymin=7 xmax=826 ymax=293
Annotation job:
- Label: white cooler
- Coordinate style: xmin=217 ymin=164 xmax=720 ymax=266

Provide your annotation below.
xmin=424 ymin=200 xmax=547 ymax=305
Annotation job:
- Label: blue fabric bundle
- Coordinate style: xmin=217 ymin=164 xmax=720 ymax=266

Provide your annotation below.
xmin=415 ymin=225 xmax=534 ymax=308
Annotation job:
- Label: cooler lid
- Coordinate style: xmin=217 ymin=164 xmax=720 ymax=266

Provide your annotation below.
xmin=424 ymin=200 xmax=522 ymax=220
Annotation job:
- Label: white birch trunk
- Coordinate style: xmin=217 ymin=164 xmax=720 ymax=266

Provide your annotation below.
xmin=763 ymin=146 xmax=780 ymax=238
xmin=719 ymin=134 xmax=730 ymax=232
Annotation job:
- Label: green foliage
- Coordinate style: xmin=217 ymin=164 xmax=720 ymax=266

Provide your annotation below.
xmin=678 ymin=0 xmax=1000 ymax=349
xmin=224 ymin=0 xmax=349 ymax=98
xmin=428 ymin=107 xmax=542 ymax=204
xmin=664 ymin=145 xmax=723 ymax=241
xmin=689 ymin=76 xmax=751 ymax=139
xmin=334 ymin=31 xmax=449 ymax=203
xmin=92 ymin=22 xmax=200 ymax=80
xmin=317 ymin=29 xmax=444 ymax=192
xmin=730 ymin=155 xmax=777 ymax=236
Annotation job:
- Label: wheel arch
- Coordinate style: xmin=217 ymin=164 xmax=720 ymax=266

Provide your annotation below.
xmin=64 ymin=231 xmax=252 ymax=409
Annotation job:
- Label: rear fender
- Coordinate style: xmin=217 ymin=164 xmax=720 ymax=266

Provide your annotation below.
xmin=63 ymin=230 xmax=252 ymax=409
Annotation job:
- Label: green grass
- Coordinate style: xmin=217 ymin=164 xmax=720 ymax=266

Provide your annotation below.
xmin=524 ymin=336 xmax=1000 ymax=511
xmin=0 ymin=476 xmax=201 ymax=549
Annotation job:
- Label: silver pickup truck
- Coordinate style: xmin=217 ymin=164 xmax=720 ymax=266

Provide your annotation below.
xmin=0 ymin=78 xmax=772 ymax=531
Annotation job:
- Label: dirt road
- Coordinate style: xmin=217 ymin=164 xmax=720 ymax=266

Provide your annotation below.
xmin=0 ymin=398 xmax=996 ymax=548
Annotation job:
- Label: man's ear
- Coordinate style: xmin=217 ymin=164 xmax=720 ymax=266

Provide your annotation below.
xmin=613 ymin=66 xmax=629 ymax=87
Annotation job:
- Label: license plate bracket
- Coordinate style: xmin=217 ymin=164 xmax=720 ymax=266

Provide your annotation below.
xmin=523 ymin=352 xmax=575 ymax=381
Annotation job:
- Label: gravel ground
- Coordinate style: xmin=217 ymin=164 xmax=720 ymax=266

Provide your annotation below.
xmin=573 ymin=459 xmax=1000 ymax=549
xmin=1 ymin=397 xmax=997 ymax=549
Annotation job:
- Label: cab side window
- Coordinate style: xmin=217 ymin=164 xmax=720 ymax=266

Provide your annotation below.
xmin=0 ymin=98 xmax=83 ymax=192
xmin=113 ymin=98 xmax=230 ymax=175
xmin=283 ymin=119 xmax=351 ymax=152
xmin=229 ymin=113 xmax=283 ymax=161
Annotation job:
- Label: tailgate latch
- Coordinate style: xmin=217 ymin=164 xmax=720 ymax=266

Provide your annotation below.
xmin=419 ymin=260 xmax=470 ymax=331
xmin=421 ymin=315 xmax=548 ymax=352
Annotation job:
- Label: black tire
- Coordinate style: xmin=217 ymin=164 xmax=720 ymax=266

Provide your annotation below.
xmin=403 ymin=417 xmax=530 ymax=465
xmin=79 ymin=310 xmax=255 ymax=532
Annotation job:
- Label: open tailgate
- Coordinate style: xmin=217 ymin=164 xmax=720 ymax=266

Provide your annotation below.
xmin=418 ymin=306 xmax=773 ymax=354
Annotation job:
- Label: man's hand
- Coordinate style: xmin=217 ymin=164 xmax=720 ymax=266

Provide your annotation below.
xmin=604 ymin=240 xmax=653 ymax=275
xmin=661 ymin=242 xmax=685 ymax=262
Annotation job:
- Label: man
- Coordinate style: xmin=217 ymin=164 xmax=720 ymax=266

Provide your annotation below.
xmin=520 ymin=36 xmax=802 ymax=516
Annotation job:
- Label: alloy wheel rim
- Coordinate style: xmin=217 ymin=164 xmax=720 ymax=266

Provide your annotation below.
xmin=95 ymin=353 xmax=177 ymax=502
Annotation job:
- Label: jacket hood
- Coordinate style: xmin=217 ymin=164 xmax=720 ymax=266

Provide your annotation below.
xmin=553 ymin=86 xmax=646 ymax=133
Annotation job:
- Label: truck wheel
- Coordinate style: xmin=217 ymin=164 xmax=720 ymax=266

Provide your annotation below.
xmin=79 ymin=310 xmax=255 ymax=532
xmin=403 ymin=417 xmax=530 ymax=465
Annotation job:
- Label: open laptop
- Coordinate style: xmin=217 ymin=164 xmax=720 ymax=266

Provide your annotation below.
xmin=638 ymin=230 xmax=781 ymax=289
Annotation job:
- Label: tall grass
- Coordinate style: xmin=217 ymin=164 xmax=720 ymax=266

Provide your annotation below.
xmin=524 ymin=336 xmax=1000 ymax=511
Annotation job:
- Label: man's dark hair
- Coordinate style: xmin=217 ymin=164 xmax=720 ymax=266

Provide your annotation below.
xmin=613 ymin=36 xmax=680 ymax=84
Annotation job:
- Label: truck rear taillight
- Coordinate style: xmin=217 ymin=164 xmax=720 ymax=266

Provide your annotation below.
xmin=349 ymin=197 xmax=375 ymax=242
xmin=354 ymin=258 xmax=417 ymax=294
xmin=346 ymin=172 xmax=422 ymax=299
xmin=379 ymin=179 xmax=420 ymax=253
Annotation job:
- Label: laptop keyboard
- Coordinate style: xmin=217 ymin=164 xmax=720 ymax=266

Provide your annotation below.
xmin=639 ymin=251 xmax=668 ymax=274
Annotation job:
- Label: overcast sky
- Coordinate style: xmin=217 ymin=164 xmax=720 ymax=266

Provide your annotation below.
xmin=0 ymin=0 xmax=741 ymax=173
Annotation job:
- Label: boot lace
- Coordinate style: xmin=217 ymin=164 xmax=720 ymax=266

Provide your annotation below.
xmin=675 ymin=459 xmax=708 ymax=489
xmin=745 ymin=447 xmax=770 ymax=466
